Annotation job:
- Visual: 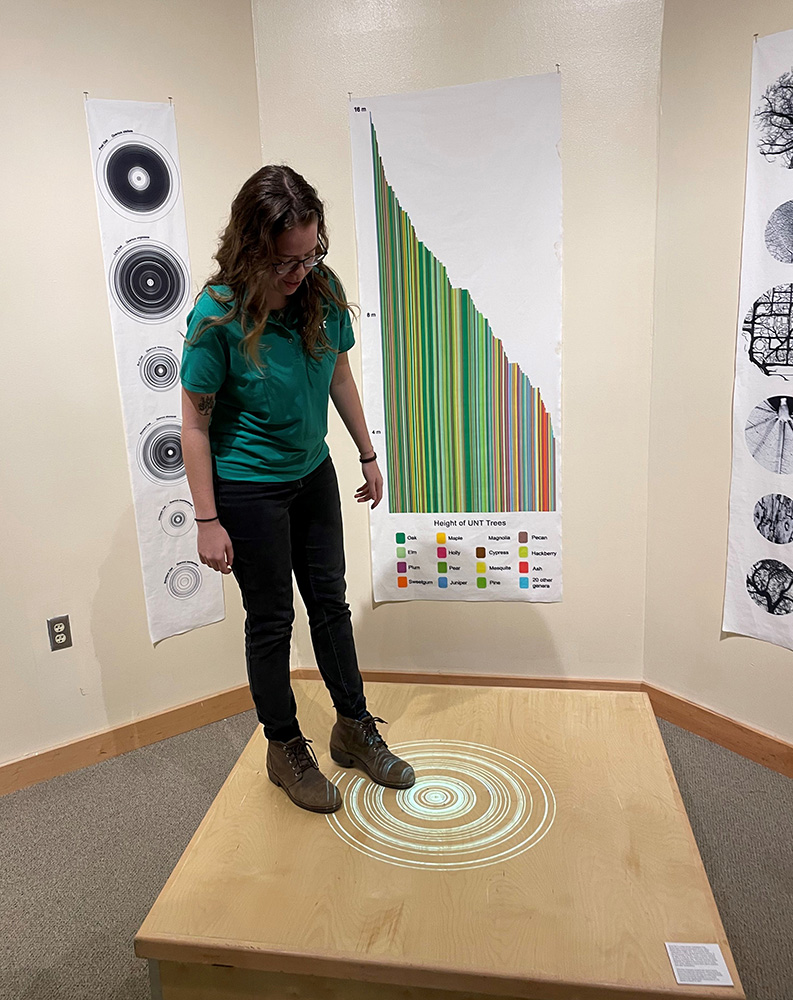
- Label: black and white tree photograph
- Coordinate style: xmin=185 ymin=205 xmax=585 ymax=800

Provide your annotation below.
xmin=742 ymin=285 xmax=793 ymax=375
xmin=745 ymin=396 xmax=793 ymax=474
xmin=765 ymin=200 xmax=793 ymax=262
xmin=756 ymin=69 xmax=793 ymax=167
xmin=746 ymin=558 xmax=793 ymax=615
xmin=753 ymin=493 xmax=793 ymax=543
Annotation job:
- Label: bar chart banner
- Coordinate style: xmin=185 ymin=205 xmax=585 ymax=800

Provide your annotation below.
xmin=349 ymin=77 xmax=562 ymax=602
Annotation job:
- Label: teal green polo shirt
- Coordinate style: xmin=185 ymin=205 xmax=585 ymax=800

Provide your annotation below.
xmin=180 ymin=284 xmax=354 ymax=481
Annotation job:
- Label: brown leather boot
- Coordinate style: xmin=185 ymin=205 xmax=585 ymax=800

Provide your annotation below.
xmin=330 ymin=713 xmax=415 ymax=789
xmin=266 ymin=735 xmax=342 ymax=813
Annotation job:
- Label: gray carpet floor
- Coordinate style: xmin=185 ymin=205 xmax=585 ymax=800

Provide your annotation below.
xmin=1 ymin=711 xmax=791 ymax=1000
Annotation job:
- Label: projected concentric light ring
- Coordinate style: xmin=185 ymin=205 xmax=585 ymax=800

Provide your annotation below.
xmin=327 ymin=740 xmax=555 ymax=870
xmin=401 ymin=776 xmax=475 ymax=820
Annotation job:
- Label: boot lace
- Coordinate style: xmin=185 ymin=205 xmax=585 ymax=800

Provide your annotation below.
xmin=360 ymin=716 xmax=389 ymax=750
xmin=284 ymin=736 xmax=319 ymax=776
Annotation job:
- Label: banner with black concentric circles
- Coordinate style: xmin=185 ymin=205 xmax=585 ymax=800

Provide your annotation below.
xmin=86 ymin=99 xmax=224 ymax=643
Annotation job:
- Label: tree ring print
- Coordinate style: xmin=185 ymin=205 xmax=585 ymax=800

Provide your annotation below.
xmin=765 ymin=201 xmax=793 ymax=263
xmin=742 ymin=284 xmax=793 ymax=376
xmin=165 ymin=561 xmax=202 ymax=600
xmin=754 ymin=494 xmax=793 ymax=544
xmin=755 ymin=71 xmax=793 ymax=168
xmin=327 ymin=740 xmax=556 ymax=870
xmin=96 ymin=132 xmax=180 ymax=221
xmin=746 ymin=559 xmax=793 ymax=615
xmin=139 ymin=347 xmax=179 ymax=391
xmin=137 ymin=419 xmax=185 ymax=485
xmin=159 ymin=499 xmax=194 ymax=537
xmin=109 ymin=241 xmax=189 ymax=323
xmin=745 ymin=397 xmax=793 ymax=474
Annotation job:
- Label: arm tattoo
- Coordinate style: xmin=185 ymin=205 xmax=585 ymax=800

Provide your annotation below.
xmin=198 ymin=395 xmax=216 ymax=417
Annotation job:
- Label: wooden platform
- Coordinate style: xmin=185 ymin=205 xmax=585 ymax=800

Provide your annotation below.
xmin=135 ymin=679 xmax=744 ymax=999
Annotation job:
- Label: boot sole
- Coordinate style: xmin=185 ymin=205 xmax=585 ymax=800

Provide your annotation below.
xmin=266 ymin=768 xmax=342 ymax=814
xmin=330 ymin=747 xmax=415 ymax=789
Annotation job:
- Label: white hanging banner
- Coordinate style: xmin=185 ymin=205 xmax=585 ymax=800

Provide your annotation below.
xmin=86 ymin=98 xmax=224 ymax=643
xmin=724 ymin=30 xmax=793 ymax=647
xmin=349 ymin=76 xmax=562 ymax=603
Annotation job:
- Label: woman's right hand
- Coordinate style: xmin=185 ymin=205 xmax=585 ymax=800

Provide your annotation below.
xmin=197 ymin=521 xmax=234 ymax=574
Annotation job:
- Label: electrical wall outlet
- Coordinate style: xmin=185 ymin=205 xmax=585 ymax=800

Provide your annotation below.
xmin=47 ymin=615 xmax=72 ymax=651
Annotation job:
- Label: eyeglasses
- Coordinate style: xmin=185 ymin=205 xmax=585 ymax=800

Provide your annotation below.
xmin=271 ymin=251 xmax=327 ymax=275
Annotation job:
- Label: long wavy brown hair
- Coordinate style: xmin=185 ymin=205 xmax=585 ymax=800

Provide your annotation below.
xmin=190 ymin=165 xmax=350 ymax=366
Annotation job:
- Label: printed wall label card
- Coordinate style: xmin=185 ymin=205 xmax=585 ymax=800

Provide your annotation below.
xmin=349 ymin=76 xmax=562 ymax=602
xmin=665 ymin=943 xmax=734 ymax=987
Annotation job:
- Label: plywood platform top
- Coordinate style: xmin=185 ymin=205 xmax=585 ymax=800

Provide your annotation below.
xmin=136 ymin=680 xmax=744 ymax=1000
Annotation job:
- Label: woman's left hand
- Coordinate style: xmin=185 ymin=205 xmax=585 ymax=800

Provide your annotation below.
xmin=355 ymin=460 xmax=383 ymax=508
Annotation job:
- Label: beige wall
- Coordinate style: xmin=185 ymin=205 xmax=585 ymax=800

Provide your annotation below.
xmin=6 ymin=0 xmax=789 ymax=769
xmin=645 ymin=0 xmax=793 ymax=742
xmin=253 ymin=0 xmax=664 ymax=684
xmin=0 ymin=0 xmax=261 ymax=764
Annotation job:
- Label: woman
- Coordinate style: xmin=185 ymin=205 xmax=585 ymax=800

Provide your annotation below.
xmin=180 ymin=166 xmax=414 ymax=813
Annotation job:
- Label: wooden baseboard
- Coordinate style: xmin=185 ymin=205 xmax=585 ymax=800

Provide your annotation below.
xmin=2 ymin=671 xmax=791 ymax=796
xmin=0 ymin=684 xmax=254 ymax=797
xmin=643 ymin=682 xmax=793 ymax=777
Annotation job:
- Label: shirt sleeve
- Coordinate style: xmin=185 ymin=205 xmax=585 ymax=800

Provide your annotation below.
xmin=338 ymin=304 xmax=355 ymax=353
xmin=326 ymin=273 xmax=355 ymax=353
xmin=180 ymin=292 xmax=228 ymax=394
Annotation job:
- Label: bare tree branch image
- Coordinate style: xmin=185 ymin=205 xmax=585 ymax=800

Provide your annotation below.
xmin=754 ymin=493 xmax=793 ymax=543
xmin=756 ymin=70 xmax=793 ymax=168
xmin=745 ymin=396 xmax=793 ymax=473
xmin=765 ymin=200 xmax=793 ymax=262
xmin=746 ymin=558 xmax=793 ymax=615
xmin=743 ymin=284 xmax=793 ymax=376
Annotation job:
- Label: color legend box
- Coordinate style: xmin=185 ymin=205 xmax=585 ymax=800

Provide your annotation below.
xmin=378 ymin=523 xmax=559 ymax=599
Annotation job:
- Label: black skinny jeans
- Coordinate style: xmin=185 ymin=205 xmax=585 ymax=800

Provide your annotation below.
xmin=215 ymin=456 xmax=367 ymax=741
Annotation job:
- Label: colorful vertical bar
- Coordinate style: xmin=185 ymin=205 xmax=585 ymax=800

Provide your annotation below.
xmin=372 ymin=120 xmax=557 ymax=515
